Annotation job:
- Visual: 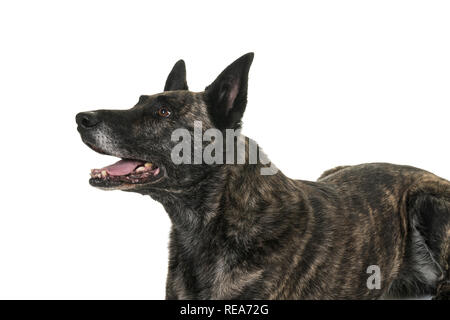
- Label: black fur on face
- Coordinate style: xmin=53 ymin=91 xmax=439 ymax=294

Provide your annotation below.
xmin=76 ymin=53 xmax=254 ymax=193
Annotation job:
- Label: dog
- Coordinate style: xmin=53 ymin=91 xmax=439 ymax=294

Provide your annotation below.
xmin=76 ymin=53 xmax=450 ymax=299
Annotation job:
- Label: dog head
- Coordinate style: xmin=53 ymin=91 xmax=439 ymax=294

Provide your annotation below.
xmin=76 ymin=53 xmax=254 ymax=193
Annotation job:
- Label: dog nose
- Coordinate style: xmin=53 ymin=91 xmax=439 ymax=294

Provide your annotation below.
xmin=76 ymin=112 xmax=100 ymax=129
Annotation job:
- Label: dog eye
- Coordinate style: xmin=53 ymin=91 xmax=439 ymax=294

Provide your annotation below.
xmin=157 ymin=107 xmax=171 ymax=118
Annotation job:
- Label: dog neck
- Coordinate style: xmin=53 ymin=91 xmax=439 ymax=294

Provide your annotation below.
xmin=148 ymin=157 xmax=306 ymax=241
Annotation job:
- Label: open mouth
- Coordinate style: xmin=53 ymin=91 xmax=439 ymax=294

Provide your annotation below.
xmin=89 ymin=158 xmax=164 ymax=189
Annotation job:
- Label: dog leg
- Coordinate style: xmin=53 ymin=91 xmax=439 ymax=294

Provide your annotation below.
xmin=433 ymin=279 xmax=450 ymax=300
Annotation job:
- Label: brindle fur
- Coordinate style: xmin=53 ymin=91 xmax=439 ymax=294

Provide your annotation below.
xmin=76 ymin=53 xmax=450 ymax=299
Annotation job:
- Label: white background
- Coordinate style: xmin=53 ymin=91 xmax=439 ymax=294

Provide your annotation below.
xmin=0 ymin=1 xmax=449 ymax=299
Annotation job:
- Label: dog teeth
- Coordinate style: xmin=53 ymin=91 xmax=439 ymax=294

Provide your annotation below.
xmin=144 ymin=162 xmax=152 ymax=168
xmin=135 ymin=166 xmax=146 ymax=173
xmin=90 ymin=169 xmax=107 ymax=179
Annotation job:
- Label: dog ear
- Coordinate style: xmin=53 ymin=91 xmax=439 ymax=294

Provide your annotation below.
xmin=205 ymin=52 xmax=254 ymax=129
xmin=164 ymin=59 xmax=188 ymax=91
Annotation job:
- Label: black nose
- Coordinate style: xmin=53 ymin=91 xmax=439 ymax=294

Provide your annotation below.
xmin=76 ymin=112 xmax=101 ymax=129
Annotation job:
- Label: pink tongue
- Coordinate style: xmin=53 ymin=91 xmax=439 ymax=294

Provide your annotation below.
xmin=102 ymin=159 xmax=145 ymax=176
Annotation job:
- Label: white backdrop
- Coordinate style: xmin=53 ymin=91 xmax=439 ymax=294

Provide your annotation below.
xmin=0 ymin=1 xmax=449 ymax=299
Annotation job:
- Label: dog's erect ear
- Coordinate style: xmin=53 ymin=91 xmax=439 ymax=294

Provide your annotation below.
xmin=164 ymin=59 xmax=188 ymax=91
xmin=205 ymin=52 xmax=254 ymax=129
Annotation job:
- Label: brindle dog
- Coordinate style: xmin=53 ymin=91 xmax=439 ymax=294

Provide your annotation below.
xmin=76 ymin=53 xmax=450 ymax=299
